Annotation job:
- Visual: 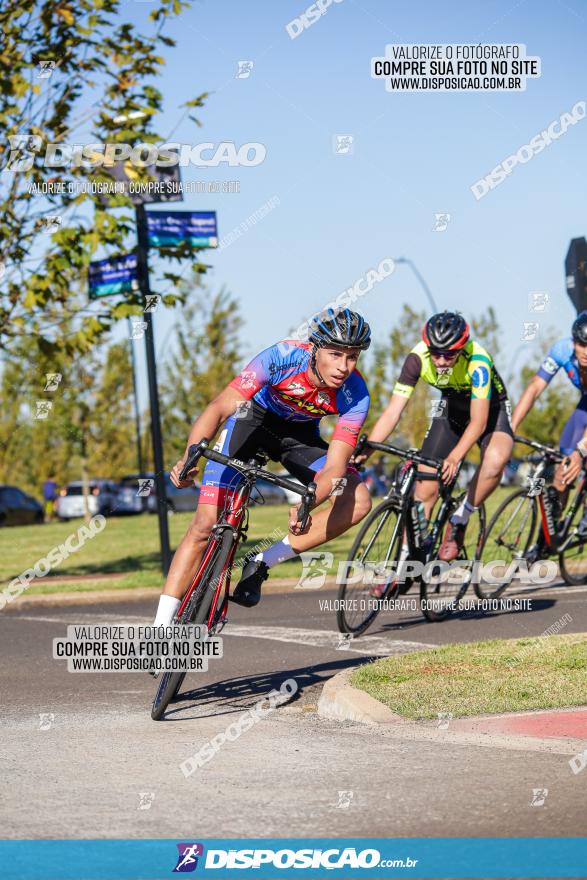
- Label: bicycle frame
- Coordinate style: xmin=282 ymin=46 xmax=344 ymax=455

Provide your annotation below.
xmin=520 ymin=450 xmax=587 ymax=552
xmin=395 ymin=458 xmax=461 ymax=555
xmin=177 ymin=478 xmax=253 ymax=629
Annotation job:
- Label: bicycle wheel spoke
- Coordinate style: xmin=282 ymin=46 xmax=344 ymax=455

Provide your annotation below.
xmin=474 ymin=490 xmax=537 ymax=600
xmin=337 ymin=503 xmax=403 ymax=635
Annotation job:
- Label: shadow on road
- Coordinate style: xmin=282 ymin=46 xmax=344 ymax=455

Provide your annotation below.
xmin=160 ymin=656 xmax=370 ymax=721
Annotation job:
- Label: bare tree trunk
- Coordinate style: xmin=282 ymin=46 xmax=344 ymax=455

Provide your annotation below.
xmin=81 ymin=455 xmax=91 ymax=523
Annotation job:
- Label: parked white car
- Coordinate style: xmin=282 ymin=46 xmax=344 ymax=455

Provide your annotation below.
xmin=56 ymin=480 xmax=118 ymax=521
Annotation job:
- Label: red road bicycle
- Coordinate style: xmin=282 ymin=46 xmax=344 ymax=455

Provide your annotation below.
xmin=151 ymin=438 xmax=316 ymax=720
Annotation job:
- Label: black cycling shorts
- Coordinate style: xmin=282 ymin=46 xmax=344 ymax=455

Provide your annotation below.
xmin=421 ymin=397 xmax=513 ymax=461
xmin=200 ymin=401 xmax=332 ymax=505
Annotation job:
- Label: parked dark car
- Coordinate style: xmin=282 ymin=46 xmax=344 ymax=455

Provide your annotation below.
xmin=0 ymin=485 xmax=44 ymax=526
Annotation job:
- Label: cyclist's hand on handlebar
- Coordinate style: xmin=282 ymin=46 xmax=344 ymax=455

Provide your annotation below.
xmin=289 ymin=504 xmax=312 ymax=536
xmin=441 ymin=454 xmax=460 ymax=484
xmin=350 ymin=449 xmax=372 ymax=467
xmin=170 ymin=455 xmax=198 ymax=488
xmin=561 ymin=451 xmax=582 ymax=486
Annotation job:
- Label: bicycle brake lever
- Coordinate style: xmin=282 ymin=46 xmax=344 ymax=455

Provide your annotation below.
xmin=179 ymin=438 xmax=209 ymax=482
xmin=297 ymin=481 xmax=316 ymax=529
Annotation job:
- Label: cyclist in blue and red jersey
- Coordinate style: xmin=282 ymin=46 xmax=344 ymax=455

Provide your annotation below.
xmin=152 ymin=309 xmax=372 ymax=626
xmin=512 ymin=311 xmax=587 ymax=536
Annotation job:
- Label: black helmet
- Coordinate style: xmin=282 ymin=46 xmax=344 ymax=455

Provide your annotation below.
xmin=308 ymin=308 xmax=371 ymax=351
xmin=572 ymin=311 xmax=587 ymax=344
xmin=423 ymin=311 xmax=470 ymax=351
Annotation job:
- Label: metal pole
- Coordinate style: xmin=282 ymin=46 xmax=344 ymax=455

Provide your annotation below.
xmin=127 ymin=317 xmax=144 ymax=475
xmin=135 ymin=203 xmax=172 ymax=575
xmin=393 ymin=257 xmax=438 ymax=313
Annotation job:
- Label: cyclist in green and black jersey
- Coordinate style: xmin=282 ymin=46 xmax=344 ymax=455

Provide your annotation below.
xmin=359 ymin=311 xmax=514 ymax=561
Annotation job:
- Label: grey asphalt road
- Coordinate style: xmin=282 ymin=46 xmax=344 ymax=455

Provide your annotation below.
xmin=1 ymin=580 xmax=585 ymax=839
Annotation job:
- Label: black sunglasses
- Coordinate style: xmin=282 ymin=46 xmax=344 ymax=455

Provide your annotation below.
xmin=429 ymin=349 xmax=460 ymax=358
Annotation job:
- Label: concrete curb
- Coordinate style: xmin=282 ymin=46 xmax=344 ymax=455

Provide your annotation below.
xmin=317 ymin=667 xmax=409 ymax=726
xmin=317 ymin=669 xmax=587 ymax=755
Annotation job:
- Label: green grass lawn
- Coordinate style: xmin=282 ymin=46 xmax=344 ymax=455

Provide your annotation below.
xmin=351 ymin=634 xmax=587 ymax=719
xmin=0 ymin=486 xmax=514 ymax=594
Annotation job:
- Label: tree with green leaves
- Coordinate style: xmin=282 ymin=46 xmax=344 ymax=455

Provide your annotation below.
xmin=0 ymin=0 xmax=208 ymax=355
xmin=0 ymin=323 xmax=137 ymax=499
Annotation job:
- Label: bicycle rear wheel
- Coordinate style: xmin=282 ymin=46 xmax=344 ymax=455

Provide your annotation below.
xmin=420 ymin=499 xmax=486 ymax=621
xmin=337 ymin=500 xmax=403 ymax=636
xmin=151 ymin=530 xmax=233 ymax=721
xmin=474 ymin=489 xmax=537 ymax=599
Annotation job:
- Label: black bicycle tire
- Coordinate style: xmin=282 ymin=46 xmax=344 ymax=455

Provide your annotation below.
xmin=420 ymin=500 xmax=486 ymax=621
xmin=151 ymin=530 xmax=234 ymax=721
xmin=336 ymin=500 xmax=403 ymax=636
xmin=559 ymin=498 xmax=587 ymax=585
xmin=473 ymin=488 xmax=537 ymax=600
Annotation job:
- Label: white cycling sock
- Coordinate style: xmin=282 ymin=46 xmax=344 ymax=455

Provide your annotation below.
xmin=450 ymin=498 xmax=478 ymax=526
xmin=153 ymin=595 xmax=181 ymax=626
xmin=254 ymin=536 xmax=297 ymax=569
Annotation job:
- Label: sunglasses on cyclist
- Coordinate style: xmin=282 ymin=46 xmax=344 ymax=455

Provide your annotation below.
xmin=429 ymin=349 xmax=460 ymax=359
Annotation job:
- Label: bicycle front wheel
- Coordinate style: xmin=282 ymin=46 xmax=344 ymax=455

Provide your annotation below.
xmin=151 ymin=530 xmax=233 ymax=721
xmin=474 ymin=489 xmax=538 ymax=600
xmin=337 ymin=500 xmax=403 ymax=636
xmin=559 ymin=500 xmax=587 ymax=585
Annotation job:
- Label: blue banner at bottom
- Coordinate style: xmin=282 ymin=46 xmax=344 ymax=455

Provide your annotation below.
xmin=1 ymin=838 xmax=586 ymax=879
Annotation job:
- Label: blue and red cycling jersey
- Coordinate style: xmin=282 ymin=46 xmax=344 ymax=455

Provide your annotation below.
xmin=536 ymin=337 xmax=587 ymax=454
xmin=229 ymin=340 xmax=370 ymax=447
xmin=536 ymin=338 xmax=586 ymax=391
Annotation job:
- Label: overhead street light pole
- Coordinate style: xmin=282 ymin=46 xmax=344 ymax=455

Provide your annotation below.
xmin=393 ymin=257 xmax=438 ymax=313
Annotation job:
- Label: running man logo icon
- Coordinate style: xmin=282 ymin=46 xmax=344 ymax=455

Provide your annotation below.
xmin=44 ymin=372 xmax=62 ymax=392
xmin=530 ymin=788 xmax=548 ymax=807
xmin=137 ymin=479 xmax=155 ymax=497
xmin=528 ymin=292 xmax=549 ymax=312
xmin=333 ymin=134 xmax=354 ymax=155
xmin=297 ymin=551 xmax=334 ymax=589
xmin=432 ymin=212 xmax=451 ymax=232
xmin=37 ymin=60 xmax=56 ymax=78
xmin=130 ymin=321 xmax=148 ymax=340
xmin=236 ymin=61 xmax=254 ymax=79
xmin=173 ymin=843 xmax=204 ymax=873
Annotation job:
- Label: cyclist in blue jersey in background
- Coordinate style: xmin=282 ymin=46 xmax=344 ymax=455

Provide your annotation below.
xmin=152 ymin=308 xmax=372 ymax=627
xmin=512 ymin=310 xmax=587 ymax=537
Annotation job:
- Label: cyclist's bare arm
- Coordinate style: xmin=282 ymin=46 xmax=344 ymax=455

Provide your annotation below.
xmin=170 ymin=386 xmax=248 ymax=487
xmin=511 ymin=375 xmax=548 ymax=432
xmin=353 ymin=394 xmax=409 ymax=464
xmin=288 ymin=439 xmax=361 ymax=536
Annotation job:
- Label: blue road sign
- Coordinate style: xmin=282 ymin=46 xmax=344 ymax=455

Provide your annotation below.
xmin=146 ymin=210 xmax=218 ymax=248
xmin=88 ymin=253 xmax=138 ymax=299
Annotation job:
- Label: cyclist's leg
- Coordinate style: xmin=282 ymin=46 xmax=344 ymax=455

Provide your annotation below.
xmin=452 ymin=402 xmax=513 ymax=507
xmin=417 ymin=412 xmax=461 ymax=517
xmin=277 ymin=438 xmax=372 ymax=552
xmin=552 ymin=403 xmax=587 ymax=526
xmin=154 ymin=414 xmax=262 ymax=623
xmin=231 ymin=432 xmax=372 ymax=605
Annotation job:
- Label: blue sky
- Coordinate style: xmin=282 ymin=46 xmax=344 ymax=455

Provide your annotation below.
xmin=111 ymin=0 xmax=586 ymax=406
